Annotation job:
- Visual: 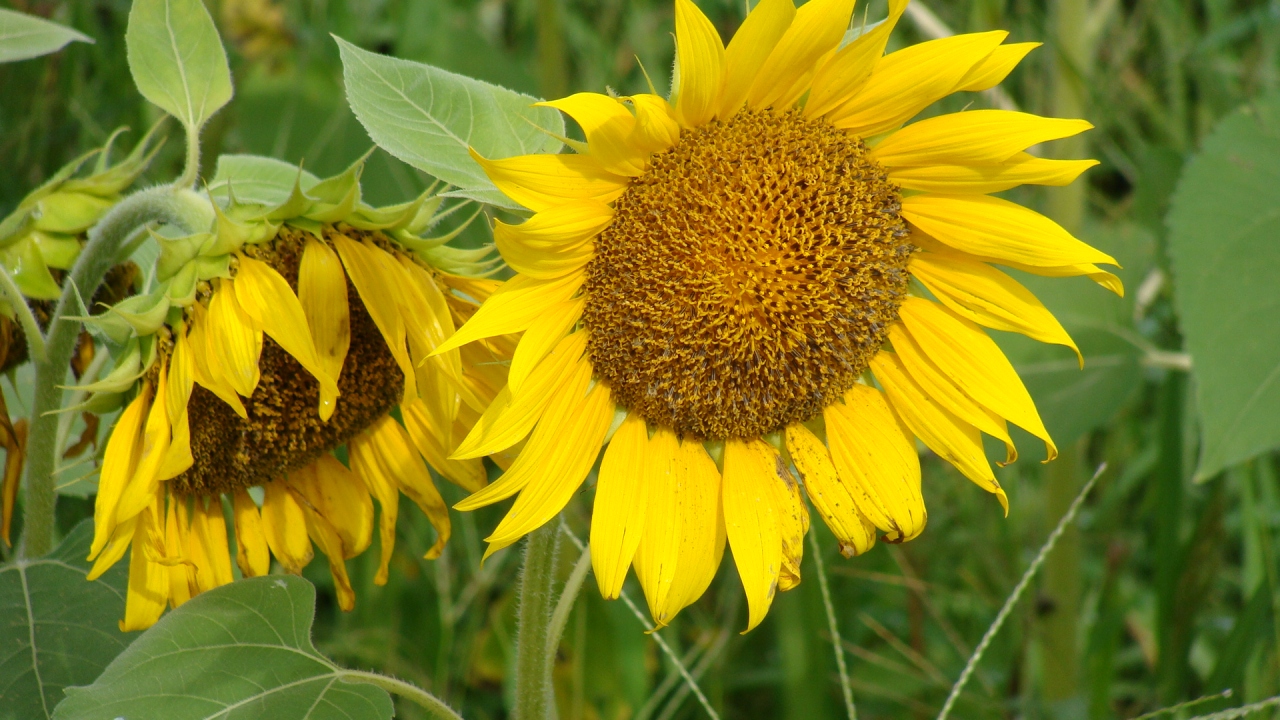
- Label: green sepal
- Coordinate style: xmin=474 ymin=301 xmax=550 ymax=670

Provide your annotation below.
xmin=82 ymin=390 xmax=127 ymax=415
xmin=29 ymin=231 xmax=83 ymax=270
xmin=0 ymin=209 xmax=34 ymax=249
xmin=32 ymin=192 xmax=115 ymax=235
xmin=285 ymin=217 xmax=325 ymax=238
xmin=346 ymin=189 xmax=436 ymax=231
xmin=8 ymin=240 xmax=62 ymax=300
xmin=194 ymin=253 xmax=232 ymax=280
xmin=164 ymin=262 xmax=199 ymax=306
xmin=402 ymin=194 xmax=447 ymax=235
xmin=67 ymin=339 xmax=144 ymax=394
xmin=394 ymin=206 xmax=482 ymax=253
xmin=418 ymin=244 xmax=501 ymax=276
xmin=210 ymin=194 xmax=277 ymax=251
xmin=266 ymin=168 xmax=318 ymax=221
xmin=155 ymin=230 xmax=209 ymax=282
xmin=63 ymin=120 xmax=168 ymax=197
xmin=304 ymin=152 xmax=370 ymax=223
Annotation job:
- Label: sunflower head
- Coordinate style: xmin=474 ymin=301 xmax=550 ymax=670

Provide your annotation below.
xmin=446 ymin=0 xmax=1118 ymax=631
xmin=81 ymin=154 xmax=513 ymax=630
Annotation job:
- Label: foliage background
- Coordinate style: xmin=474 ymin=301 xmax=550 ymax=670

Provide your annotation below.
xmin=2 ymin=0 xmax=1280 ymax=718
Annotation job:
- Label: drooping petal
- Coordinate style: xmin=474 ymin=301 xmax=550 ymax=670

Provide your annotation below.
xmin=909 ymin=252 xmax=1080 ymax=362
xmin=165 ymin=498 xmax=192 ymax=608
xmin=298 ymin=238 xmax=352 ymax=419
xmin=902 ymin=194 xmax=1118 ymax=268
xmin=363 ymin=416 xmax=450 ymax=560
xmin=261 ymin=480 xmax=315 ymax=575
xmin=187 ymin=304 xmax=247 ymax=418
xmin=591 ymin=413 xmax=650 ymax=600
xmin=119 ymin=493 xmax=168 ymax=631
xmin=401 ymin=398 xmax=487 ymax=493
xmin=331 ymin=232 xmax=417 ymax=404
xmin=954 ymin=42 xmax=1039 ymax=92
xmin=453 ymin=331 xmax=588 ymax=459
xmin=188 ymin=497 xmax=234 ymax=591
xmin=823 ymin=384 xmax=925 ymax=541
xmin=898 ymin=297 xmax=1055 ymax=460
xmin=673 ymin=0 xmax=725 ymax=128
xmin=829 ymin=31 xmax=1007 ymax=136
xmin=292 ymin=454 xmax=375 ymax=558
xmin=805 ymin=0 xmax=908 ymax=119
xmin=347 ymin=427 xmax=400 ymax=584
xmin=158 ymin=332 xmax=194 ymax=480
xmin=90 ymin=385 xmax=149 ymax=560
xmin=206 ymin=280 xmax=263 ymax=398
xmin=234 ymin=254 xmax=340 ymax=416
xmin=87 ymin=516 xmax=137 ymax=581
xmin=785 ymin=423 xmax=876 ymax=557
xmin=718 ymin=0 xmax=795 ymax=118
xmin=470 ymin=150 xmax=628 ymax=212
xmin=113 ymin=367 xmax=172 ymax=528
xmin=769 ymin=451 xmax=808 ymax=593
xmin=232 ymin=489 xmax=270 ymax=578
xmin=746 ymin=0 xmax=855 ymax=110
xmin=294 ymin=485 xmax=357 ymax=612
xmin=872 ymin=110 xmax=1093 ymax=168
xmin=870 ymin=350 xmax=1007 ymax=511
xmin=721 ymin=438 xmax=784 ymax=632
xmin=433 ymin=272 xmax=583 ymax=357
xmin=889 ymin=154 xmax=1098 ymax=194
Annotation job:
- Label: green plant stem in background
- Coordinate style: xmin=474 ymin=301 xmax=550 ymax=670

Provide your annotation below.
xmin=341 ymin=669 xmax=466 ymax=720
xmin=19 ymin=186 xmax=212 ymax=559
xmin=536 ymin=0 xmax=568 ymax=100
xmin=513 ymin=523 xmax=563 ymax=720
xmin=0 ymin=264 xmax=46 ymax=362
xmin=1038 ymin=440 xmax=1084 ymax=709
xmin=808 ymin=527 xmax=857 ymax=720
xmin=547 ymin=544 xmax=593 ymax=659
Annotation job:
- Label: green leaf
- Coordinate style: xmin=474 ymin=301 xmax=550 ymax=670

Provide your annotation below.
xmin=997 ymin=222 xmax=1156 ymax=448
xmin=1168 ymin=91 xmax=1280 ymax=480
xmin=125 ymin=0 xmax=232 ymax=133
xmin=52 ymin=576 xmax=394 ymax=720
xmin=0 ymin=8 xmax=92 ymax=63
xmin=335 ymin=36 xmax=564 ymax=209
xmin=208 ymin=155 xmax=321 ymax=207
xmin=0 ymin=521 xmax=131 ymax=720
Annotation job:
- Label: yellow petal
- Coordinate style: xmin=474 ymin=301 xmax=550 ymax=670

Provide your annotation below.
xmin=206 ymin=280 xmax=262 ymax=398
xmin=673 ymin=0 xmax=725 ymax=127
xmin=954 ymin=42 xmax=1039 ymax=92
xmin=509 ymin=296 xmax=585 ymax=394
xmin=452 ymin=331 xmax=588 ymax=459
xmin=747 ymin=0 xmax=855 ymax=110
xmin=770 ymin=453 xmax=808 ymax=593
xmin=870 ymin=350 xmax=1007 ymax=511
xmin=331 ymin=232 xmax=416 ymax=404
xmin=399 ymin=256 xmax=483 ymax=413
xmin=292 ymin=455 xmax=375 ymax=558
xmin=481 ymin=381 xmax=614 ymax=557
xmin=718 ymin=0 xmax=795 ymax=118
xmin=665 ymin=440 xmax=725 ymax=615
xmin=785 ymin=423 xmax=876 ymax=557
xmin=496 ymin=225 xmax=595 ymax=280
xmin=188 ymin=497 xmax=234 ymax=591
xmin=454 ymin=357 xmax=594 ymax=511
xmin=433 ymin=272 xmax=583 ymax=357
xmin=823 ymin=384 xmax=925 ymax=541
xmin=902 ymin=194 xmax=1118 ymax=268
xmin=1003 ymin=260 xmax=1125 ymax=296
xmin=633 ymin=428 xmax=681 ymax=622
xmin=470 ymin=149 xmax=628 ymax=212
xmin=364 ymin=416 xmax=450 ymax=560
xmin=889 ymin=323 xmax=1017 ymax=463
xmin=348 ymin=427 xmax=400 ymax=584
xmin=157 ymin=334 xmax=195 ymax=480
xmin=829 ymin=31 xmax=1007 ymax=136
xmin=234 ymin=254 xmax=340 ymax=415
xmin=722 ymin=438 xmax=785 ymax=632
xmin=873 ymin=111 xmax=1093 ymax=168
xmin=165 ymin=498 xmax=192 ymax=609
xmin=539 ymin=93 xmax=647 ymax=176
xmin=187 ymin=304 xmax=247 ymax=419
xmin=87 ymin=516 xmax=137 ymax=581
xmin=898 ymin=297 xmax=1055 ymax=460
xmin=889 ymin=154 xmax=1098 ymax=194
xmin=591 ymin=413 xmax=649 ymax=600
xmin=293 ymin=483 xmax=357 ymax=612
xmin=492 ymin=199 xmax=612 ymax=269
xmin=298 ymin=238 xmax=351 ymax=419
xmin=90 ymin=385 xmax=149 ymax=559
xmin=628 ymin=94 xmax=681 ymax=154
xmin=114 ymin=367 xmax=172 ymax=528
xmin=805 ymin=0 xmax=908 ymax=120
xmin=909 ymin=252 xmax=1080 ymax=362
xmin=232 ymin=489 xmax=270 ymax=578
xmin=120 ymin=495 xmax=168 ymax=631
xmin=261 ymin=480 xmax=314 ymax=575
xmin=402 ymin=398 xmax=487 ymax=493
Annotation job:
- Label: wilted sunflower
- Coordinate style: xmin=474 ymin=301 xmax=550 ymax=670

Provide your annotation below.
xmin=439 ymin=0 xmax=1119 ymax=631
xmin=83 ymin=157 xmax=510 ymax=630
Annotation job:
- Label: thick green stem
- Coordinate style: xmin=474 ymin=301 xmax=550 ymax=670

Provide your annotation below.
xmin=340 ymin=669 xmax=466 ymax=720
xmin=19 ymin=186 xmax=212 ymax=559
xmin=513 ymin=523 xmax=562 ymax=720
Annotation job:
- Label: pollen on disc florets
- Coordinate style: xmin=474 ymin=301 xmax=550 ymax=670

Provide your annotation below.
xmin=582 ymin=107 xmax=913 ymax=440
xmin=172 ymin=226 xmax=406 ymax=496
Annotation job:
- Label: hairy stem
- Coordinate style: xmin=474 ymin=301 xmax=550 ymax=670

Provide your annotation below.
xmin=19 ymin=186 xmax=212 ymax=558
xmin=546 ymin=542 xmax=592 ymax=660
xmin=513 ymin=523 xmax=562 ymax=720
xmin=340 ymin=669 xmax=465 ymax=720
xmin=175 ymin=122 xmax=201 ymax=190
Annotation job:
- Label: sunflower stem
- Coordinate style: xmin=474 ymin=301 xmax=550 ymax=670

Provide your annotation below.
xmin=513 ymin=522 xmax=562 ymax=720
xmin=339 ymin=669 xmax=465 ymax=720
xmin=19 ymin=186 xmax=212 ymax=559
xmin=546 ymin=541 xmax=592 ymax=660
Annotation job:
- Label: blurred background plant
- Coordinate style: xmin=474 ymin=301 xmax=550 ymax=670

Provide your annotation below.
xmin=1 ymin=0 xmax=1279 ymax=718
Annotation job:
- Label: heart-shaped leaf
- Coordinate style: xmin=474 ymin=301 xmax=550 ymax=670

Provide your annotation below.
xmin=125 ymin=0 xmax=232 ymax=134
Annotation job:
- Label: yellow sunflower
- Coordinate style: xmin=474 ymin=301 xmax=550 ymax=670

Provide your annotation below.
xmin=83 ymin=161 xmax=511 ymax=630
xmin=437 ymin=0 xmax=1119 ymax=631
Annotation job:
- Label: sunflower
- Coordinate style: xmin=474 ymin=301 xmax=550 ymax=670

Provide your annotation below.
xmin=82 ymin=158 xmax=511 ymax=631
xmin=437 ymin=0 xmax=1119 ymax=631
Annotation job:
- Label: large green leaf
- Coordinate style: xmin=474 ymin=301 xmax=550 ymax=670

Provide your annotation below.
xmin=335 ymin=36 xmax=564 ymax=210
xmin=125 ymin=0 xmax=232 ymax=134
xmin=0 ymin=8 xmax=92 ymax=63
xmin=997 ymin=222 xmax=1155 ymax=448
xmin=0 ymin=522 xmax=130 ymax=720
xmin=53 ymin=576 xmax=394 ymax=720
xmin=1168 ymin=91 xmax=1280 ymax=480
